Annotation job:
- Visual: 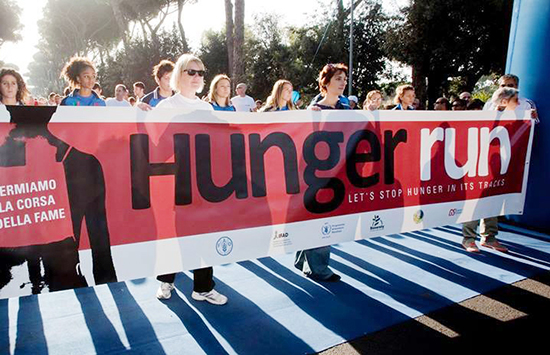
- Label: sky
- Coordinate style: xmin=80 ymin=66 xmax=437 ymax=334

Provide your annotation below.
xmin=0 ymin=0 xmax=408 ymax=81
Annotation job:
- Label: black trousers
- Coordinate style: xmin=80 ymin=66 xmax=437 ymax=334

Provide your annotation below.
xmin=157 ymin=267 xmax=214 ymax=293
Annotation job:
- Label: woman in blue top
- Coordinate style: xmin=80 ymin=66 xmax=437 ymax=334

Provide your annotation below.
xmin=60 ymin=57 xmax=105 ymax=106
xmin=0 ymin=68 xmax=29 ymax=106
xmin=309 ymin=63 xmax=350 ymax=111
xmin=392 ymin=84 xmax=415 ymax=110
xmin=260 ymin=79 xmax=296 ymax=112
xmin=207 ymin=74 xmax=236 ymax=112
xmin=295 ymin=63 xmax=350 ymax=283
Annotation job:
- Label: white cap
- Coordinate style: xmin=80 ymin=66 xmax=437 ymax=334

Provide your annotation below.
xmin=348 ymin=95 xmax=358 ymax=103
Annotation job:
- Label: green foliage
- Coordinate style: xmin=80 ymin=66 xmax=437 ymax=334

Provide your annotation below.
xmin=0 ymin=0 xmax=22 ymax=46
xmin=385 ymin=0 xmax=513 ymax=104
xmin=38 ymin=0 xmax=122 ymax=58
xmin=472 ymin=73 xmax=499 ymax=102
xmin=286 ymin=1 xmax=389 ymax=103
xmin=26 ymin=0 xmax=513 ymax=105
xmin=97 ymin=26 xmax=187 ymax=97
xmin=198 ymin=29 xmax=229 ymax=93
xmin=27 ymin=41 xmax=67 ymax=95
xmin=243 ymin=14 xmax=295 ymax=101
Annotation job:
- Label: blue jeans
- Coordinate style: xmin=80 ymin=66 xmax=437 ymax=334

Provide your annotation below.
xmin=294 ymin=246 xmax=334 ymax=280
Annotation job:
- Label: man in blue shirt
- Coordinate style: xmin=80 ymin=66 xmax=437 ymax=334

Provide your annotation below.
xmin=141 ymin=60 xmax=175 ymax=108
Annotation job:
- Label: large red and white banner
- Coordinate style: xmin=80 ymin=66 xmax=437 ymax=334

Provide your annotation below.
xmin=0 ymin=106 xmax=534 ymax=298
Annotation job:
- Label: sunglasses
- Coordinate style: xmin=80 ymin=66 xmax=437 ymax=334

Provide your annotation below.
xmin=184 ymin=69 xmax=205 ymax=77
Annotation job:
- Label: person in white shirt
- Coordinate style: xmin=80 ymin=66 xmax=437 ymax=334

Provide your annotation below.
xmin=230 ymin=83 xmax=256 ymax=112
xmin=154 ymin=53 xmax=227 ymax=306
xmin=105 ymin=84 xmax=132 ymax=107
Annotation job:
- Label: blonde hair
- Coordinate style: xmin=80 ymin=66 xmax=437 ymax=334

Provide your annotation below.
xmin=260 ymin=79 xmax=296 ymax=111
xmin=363 ymin=90 xmax=381 ymax=108
xmin=393 ymin=84 xmax=414 ymax=105
xmin=207 ymin=74 xmax=231 ymax=106
xmin=171 ymin=53 xmax=205 ymax=93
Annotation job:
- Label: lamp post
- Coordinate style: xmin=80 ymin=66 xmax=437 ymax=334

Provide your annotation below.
xmin=348 ymin=0 xmax=354 ymax=97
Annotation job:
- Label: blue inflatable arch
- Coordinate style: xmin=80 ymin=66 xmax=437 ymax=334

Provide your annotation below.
xmin=506 ymin=0 xmax=550 ymax=232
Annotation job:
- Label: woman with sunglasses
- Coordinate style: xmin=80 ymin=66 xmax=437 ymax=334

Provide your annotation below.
xmin=155 ymin=54 xmax=227 ymax=305
xmin=156 ymin=55 xmax=211 ymax=110
xmin=206 ymin=74 xmax=236 ymax=111
xmin=60 ymin=57 xmax=105 ymax=106
xmin=259 ymin=79 xmax=296 ymax=112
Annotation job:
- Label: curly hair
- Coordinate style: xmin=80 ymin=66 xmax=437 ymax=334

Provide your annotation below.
xmin=60 ymin=57 xmax=96 ymax=88
xmin=0 ymin=68 xmax=29 ymax=104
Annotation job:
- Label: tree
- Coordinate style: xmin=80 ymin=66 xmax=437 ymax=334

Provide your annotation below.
xmin=111 ymin=0 xmax=194 ymax=51
xmin=0 ymin=0 xmax=22 ymax=48
xmin=243 ymin=14 xmax=294 ymax=101
xmin=96 ymin=26 xmax=187 ymax=97
xmin=287 ymin=0 xmax=388 ymax=101
xmin=224 ymin=0 xmax=234 ymax=83
xmin=224 ymin=0 xmax=245 ymax=86
xmin=29 ymin=0 xmax=197 ymax=95
xmin=38 ymin=0 xmax=122 ymax=60
xmin=198 ymin=29 xmax=229 ymax=89
xmin=385 ymin=0 xmax=513 ymax=106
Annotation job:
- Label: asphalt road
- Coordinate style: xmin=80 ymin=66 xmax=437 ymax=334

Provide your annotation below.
xmin=320 ymin=270 xmax=550 ymax=354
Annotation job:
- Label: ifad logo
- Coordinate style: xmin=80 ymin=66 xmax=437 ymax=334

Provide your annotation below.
xmin=448 ymin=208 xmax=463 ymax=217
xmin=273 ymin=231 xmax=289 ymax=240
xmin=370 ymin=215 xmax=384 ymax=231
xmin=413 ymin=210 xmax=424 ymax=224
xmin=272 ymin=230 xmax=292 ymax=247
xmin=216 ymin=236 xmax=233 ymax=256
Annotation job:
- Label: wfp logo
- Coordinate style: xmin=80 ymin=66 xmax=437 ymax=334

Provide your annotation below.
xmin=216 ymin=237 xmax=233 ymax=256
xmin=370 ymin=215 xmax=384 ymax=231
xmin=448 ymin=208 xmax=463 ymax=217
xmin=321 ymin=223 xmax=332 ymax=236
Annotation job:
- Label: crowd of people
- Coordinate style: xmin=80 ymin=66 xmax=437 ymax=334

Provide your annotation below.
xmin=0 ymin=54 xmax=539 ymax=305
xmin=1 ymin=56 xmax=538 ymax=115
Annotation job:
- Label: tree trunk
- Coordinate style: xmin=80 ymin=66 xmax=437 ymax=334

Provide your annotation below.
xmin=224 ymin=0 xmax=235 ymax=83
xmin=109 ymin=0 xmax=129 ymax=50
xmin=233 ymin=0 xmax=245 ymax=85
xmin=412 ymin=64 xmax=427 ymax=110
xmin=336 ymin=0 xmax=346 ymax=57
xmin=177 ymin=0 xmax=189 ymax=52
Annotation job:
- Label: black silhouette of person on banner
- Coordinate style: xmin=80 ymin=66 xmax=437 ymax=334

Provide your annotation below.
xmin=0 ymin=106 xmax=116 ymax=295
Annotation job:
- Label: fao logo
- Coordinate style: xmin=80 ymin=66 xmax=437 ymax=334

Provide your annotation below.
xmin=321 ymin=223 xmax=332 ymax=236
xmin=216 ymin=237 xmax=233 ymax=256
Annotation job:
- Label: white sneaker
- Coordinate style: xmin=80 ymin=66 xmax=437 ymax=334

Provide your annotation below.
xmin=156 ymin=282 xmax=174 ymax=300
xmin=191 ymin=289 xmax=228 ymax=305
